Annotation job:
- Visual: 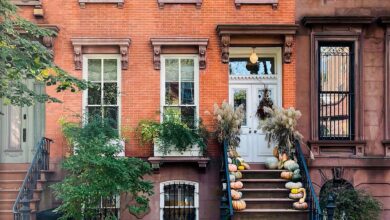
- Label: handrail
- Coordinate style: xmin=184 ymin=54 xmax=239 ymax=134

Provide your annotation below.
xmin=13 ymin=137 xmax=52 ymax=220
xmin=220 ymin=140 xmax=234 ymax=219
xmin=295 ymin=141 xmax=323 ymax=220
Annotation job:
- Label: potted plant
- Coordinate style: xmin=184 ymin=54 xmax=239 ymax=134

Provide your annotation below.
xmin=136 ymin=115 xmax=208 ymax=156
xmin=213 ymin=101 xmax=245 ymax=149
xmin=260 ymin=107 xmax=303 ymax=158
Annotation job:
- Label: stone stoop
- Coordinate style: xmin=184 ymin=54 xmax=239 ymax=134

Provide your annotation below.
xmin=0 ymin=164 xmax=54 ymax=220
xmin=233 ymin=163 xmax=308 ymax=220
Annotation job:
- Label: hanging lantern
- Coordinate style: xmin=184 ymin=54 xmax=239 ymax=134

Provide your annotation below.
xmin=246 ymin=48 xmax=259 ymax=74
xmin=249 ymin=48 xmax=258 ymax=64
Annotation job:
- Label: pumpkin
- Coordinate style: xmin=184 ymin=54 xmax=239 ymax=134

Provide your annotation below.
xmin=279 ymin=153 xmax=289 ymax=162
xmin=231 ymin=181 xmax=244 ymax=189
xmin=232 ymin=199 xmax=246 ymax=211
xmin=234 ymin=171 xmax=243 ymax=179
xmin=285 ymin=182 xmax=303 ymax=189
xmin=228 ymin=150 xmax=239 ymax=158
xmin=292 ymin=173 xmax=301 ymax=182
xmin=280 ymin=171 xmax=293 ymax=180
xmin=238 ymin=165 xmax=245 ymax=170
xmin=293 ymin=202 xmax=308 ymax=210
xmin=229 ymin=174 xmax=236 ymax=182
xmin=286 ymin=163 xmax=300 ymax=172
xmin=228 ymin=164 xmax=237 ymax=172
xmin=289 ymin=192 xmax=304 ymax=199
xmin=241 ymin=162 xmax=251 ymax=170
xmin=231 ymin=190 xmax=242 ymax=200
xmin=273 ymin=146 xmax=279 ymax=158
xmin=283 ymin=160 xmax=295 ymax=169
xmin=228 ymin=158 xmax=232 ymax=164
xmin=265 ymin=157 xmax=279 ymax=169
xmin=291 ymin=188 xmax=307 ymax=204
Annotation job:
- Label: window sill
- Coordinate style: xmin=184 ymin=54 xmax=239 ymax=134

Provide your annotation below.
xmin=308 ymin=140 xmax=366 ymax=157
xmin=148 ymin=156 xmax=210 ymax=173
xmin=11 ymin=0 xmax=41 ymax=6
xmin=235 ymin=0 xmax=278 ymax=9
xmin=78 ymin=0 xmax=124 ymax=8
xmin=157 ymin=0 xmax=202 ymax=9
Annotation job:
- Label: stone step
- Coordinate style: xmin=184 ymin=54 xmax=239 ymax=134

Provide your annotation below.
xmin=240 ymin=179 xmax=288 ymax=189
xmin=241 ymin=169 xmax=286 ymax=179
xmin=0 ymin=199 xmax=39 ymax=210
xmin=243 ymin=198 xmax=295 ymax=209
xmin=233 ymin=209 xmax=308 ymax=220
xmin=0 ymin=171 xmax=27 ymax=180
xmin=0 ymin=189 xmax=42 ymax=200
xmin=0 ymin=209 xmax=37 ymax=220
xmin=0 ymin=164 xmax=30 ymax=170
xmin=240 ymin=188 xmax=290 ymax=198
xmin=246 ymin=163 xmax=266 ymax=170
xmin=0 ymin=180 xmax=47 ymax=190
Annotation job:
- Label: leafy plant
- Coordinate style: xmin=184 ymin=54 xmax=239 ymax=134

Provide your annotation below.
xmin=52 ymin=117 xmax=154 ymax=220
xmin=320 ymin=181 xmax=382 ymax=220
xmin=136 ymin=115 xmax=209 ymax=156
xmin=260 ymin=107 xmax=303 ymax=156
xmin=0 ymin=0 xmax=88 ymax=107
xmin=213 ymin=101 xmax=245 ymax=149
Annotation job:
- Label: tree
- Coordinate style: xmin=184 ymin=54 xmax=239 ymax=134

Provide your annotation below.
xmin=52 ymin=118 xmax=154 ymax=220
xmin=0 ymin=0 xmax=88 ymax=107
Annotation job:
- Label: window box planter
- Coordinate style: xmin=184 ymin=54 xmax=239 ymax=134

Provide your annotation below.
xmin=153 ymin=142 xmax=202 ymax=157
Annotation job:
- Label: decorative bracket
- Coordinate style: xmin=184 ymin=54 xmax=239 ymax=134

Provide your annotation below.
xmin=157 ymin=0 xmax=202 ymax=9
xmin=284 ymin=35 xmax=293 ymax=63
xmin=38 ymin=24 xmax=60 ymax=51
xmin=71 ymin=38 xmax=131 ymax=70
xmin=220 ymin=35 xmax=231 ymax=63
xmin=150 ymin=37 xmax=209 ymax=70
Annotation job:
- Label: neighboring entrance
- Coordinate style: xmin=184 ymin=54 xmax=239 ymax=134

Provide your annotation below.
xmin=228 ymin=47 xmax=282 ymax=162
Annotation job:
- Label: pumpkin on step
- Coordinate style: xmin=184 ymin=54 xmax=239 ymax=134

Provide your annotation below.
xmin=285 ymin=181 xmax=303 ymax=189
xmin=273 ymin=146 xmax=279 ymax=158
xmin=241 ymin=162 xmax=251 ymax=170
xmin=289 ymin=192 xmax=304 ymax=199
xmin=231 ymin=190 xmax=242 ymax=200
xmin=283 ymin=160 xmax=295 ymax=169
xmin=281 ymin=171 xmax=293 ymax=180
xmin=292 ymin=188 xmax=308 ymax=210
xmin=228 ymin=158 xmax=232 ymax=164
xmin=292 ymin=169 xmax=302 ymax=182
xmin=265 ymin=157 xmax=279 ymax=169
xmin=234 ymin=171 xmax=243 ymax=179
xmin=228 ymin=164 xmax=237 ymax=172
xmin=229 ymin=174 xmax=236 ymax=182
xmin=232 ymin=199 xmax=246 ymax=211
xmin=286 ymin=163 xmax=300 ymax=172
xmin=231 ymin=181 xmax=244 ymax=189
xmin=293 ymin=201 xmax=308 ymax=210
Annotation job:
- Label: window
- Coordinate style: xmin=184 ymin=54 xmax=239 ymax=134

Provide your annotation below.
xmin=161 ymin=56 xmax=199 ymax=128
xmin=318 ymin=42 xmax=354 ymax=140
xmin=83 ymin=55 xmax=121 ymax=129
xmin=8 ymin=105 xmax=22 ymax=150
xmin=160 ymin=180 xmax=199 ymax=220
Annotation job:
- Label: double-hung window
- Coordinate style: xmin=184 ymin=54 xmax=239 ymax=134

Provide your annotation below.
xmin=318 ymin=42 xmax=354 ymax=140
xmin=83 ymin=55 xmax=121 ymax=129
xmin=161 ymin=56 xmax=199 ymax=128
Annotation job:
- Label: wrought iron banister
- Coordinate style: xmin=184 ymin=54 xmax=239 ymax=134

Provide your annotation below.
xmin=13 ymin=137 xmax=52 ymax=220
xmin=220 ymin=140 xmax=233 ymax=219
xmin=295 ymin=141 xmax=322 ymax=220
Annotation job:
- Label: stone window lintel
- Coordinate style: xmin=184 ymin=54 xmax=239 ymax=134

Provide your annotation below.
xmin=234 ymin=0 xmax=279 ymax=10
xmin=78 ymin=0 xmax=124 ymax=8
xmin=157 ymin=0 xmax=202 ymax=9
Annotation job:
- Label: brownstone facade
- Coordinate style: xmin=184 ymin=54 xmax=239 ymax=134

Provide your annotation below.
xmin=296 ymin=1 xmax=390 ymax=219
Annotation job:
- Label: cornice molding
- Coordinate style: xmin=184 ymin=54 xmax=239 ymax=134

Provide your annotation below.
xmin=302 ymin=16 xmax=375 ymax=26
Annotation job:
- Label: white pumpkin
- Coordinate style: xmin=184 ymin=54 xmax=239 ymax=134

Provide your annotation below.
xmin=285 ymin=182 xmax=303 ymax=189
xmin=265 ymin=157 xmax=279 ymax=169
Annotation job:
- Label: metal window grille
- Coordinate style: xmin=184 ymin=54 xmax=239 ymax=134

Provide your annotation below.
xmin=84 ymin=195 xmax=120 ymax=220
xmin=163 ymin=182 xmax=196 ymax=220
xmin=318 ymin=42 xmax=355 ymax=140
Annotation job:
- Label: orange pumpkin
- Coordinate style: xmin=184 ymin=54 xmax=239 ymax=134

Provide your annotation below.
xmin=228 ymin=164 xmax=237 ymax=172
xmin=232 ymin=199 xmax=246 ymax=211
xmin=281 ymin=171 xmax=293 ymax=180
xmin=273 ymin=146 xmax=279 ymax=158
xmin=293 ymin=202 xmax=308 ymax=210
xmin=230 ymin=181 xmax=243 ymax=189
xmin=231 ymin=190 xmax=242 ymax=200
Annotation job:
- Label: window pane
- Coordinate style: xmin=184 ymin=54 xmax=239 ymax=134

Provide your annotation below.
xmin=104 ymin=107 xmax=118 ymax=129
xmin=181 ymin=82 xmax=194 ymax=105
xmin=233 ymin=89 xmax=247 ymax=126
xmin=258 ymin=58 xmax=275 ymax=75
xmin=103 ymin=83 xmax=117 ymax=105
xmin=88 ymin=83 xmax=101 ymax=105
xmin=163 ymin=107 xmax=181 ymax=121
xmin=165 ymin=82 xmax=179 ymax=105
xmin=165 ymin=59 xmax=179 ymax=82
xmin=229 ymin=58 xmax=250 ymax=76
xmin=87 ymin=106 xmax=102 ymax=120
xmin=8 ymin=106 xmax=21 ymax=149
xmin=181 ymin=59 xmax=194 ymax=81
xmin=104 ymin=59 xmax=117 ymax=81
xmin=181 ymin=106 xmax=196 ymax=128
xmin=88 ymin=59 xmax=101 ymax=81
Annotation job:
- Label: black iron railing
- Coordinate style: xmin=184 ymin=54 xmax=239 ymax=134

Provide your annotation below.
xmin=162 ymin=182 xmax=196 ymax=220
xmin=220 ymin=140 xmax=233 ymax=220
xmin=296 ymin=141 xmax=322 ymax=220
xmin=13 ymin=137 xmax=52 ymax=220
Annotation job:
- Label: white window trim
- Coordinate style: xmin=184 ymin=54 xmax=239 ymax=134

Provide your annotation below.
xmin=160 ymin=55 xmax=200 ymax=125
xmin=82 ymin=54 xmax=122 ymax=131
xmin=159 ymin=180 xmax=199 ymax=220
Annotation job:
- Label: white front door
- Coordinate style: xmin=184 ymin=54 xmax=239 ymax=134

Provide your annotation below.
xmin=228 ymin=47 xmax=282 ymax=162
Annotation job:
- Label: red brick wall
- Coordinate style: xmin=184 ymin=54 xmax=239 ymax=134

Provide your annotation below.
xmin=16 ymin=0 xmax=296 ymax=160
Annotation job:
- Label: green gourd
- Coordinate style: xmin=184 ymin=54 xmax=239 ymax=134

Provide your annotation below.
xmin=287 ymin=163 xmax=300 ymax=172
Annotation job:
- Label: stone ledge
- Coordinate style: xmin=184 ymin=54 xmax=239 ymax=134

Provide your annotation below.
xmin=307 ymin=157 xmax=390 ymax=168
xmin=157 ymin=0 xmax=202 ymax=9
xmin=11 ymin=0 xmax=41 ymax=6
xmin=78 ymin=0 xmax=124 ymax=8
xmin=308 ymin=140 xmax=367 ymax=157
xmin=148 ymin=156 xmax=210 ymax=173
xmin=234 ymin=0 xmax=278 ymax=10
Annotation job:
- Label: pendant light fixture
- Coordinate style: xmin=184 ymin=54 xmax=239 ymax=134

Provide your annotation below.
xmin=249 ymin=47 xmax=258 ymax=64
